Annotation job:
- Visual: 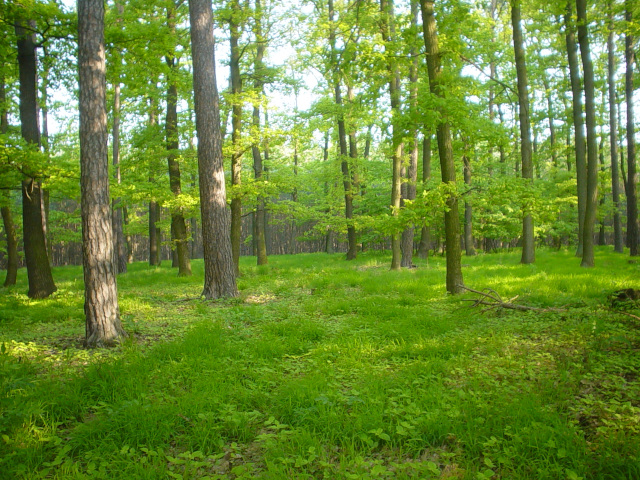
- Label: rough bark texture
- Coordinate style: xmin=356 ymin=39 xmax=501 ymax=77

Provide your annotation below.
xmin=626 ymin=0 xmax=638 ymax=256
xmin=576 ymin=0 xmax=598 ymax=267
xmin=420 ymin=0 xmax=464 ymax=294
xmin=189 ymin=0 xmax=238 ymax=298
xmin=608 ymin=1 xmax=623 ymax=253
xmin=15 ymin=18 xmax=56 ymax=299
xmin=78 ymin=0 xmax=125 ymax=346
xmin=381 ymin=0 xmax=403 ymax=270
xmin=565 ymin=1 xmax=587 ymax=256
xmin=229 ymin=0 xmax=242 ymax=274
xmin=166 ymin=5 xmax=192 ymax=277
xmin=417 ymin=133 xmax=431 ymax=259
xmin=511 ymin=0 xmax=535 ymax=264
xmin=252 ymin=0 xmax=268 ymax=266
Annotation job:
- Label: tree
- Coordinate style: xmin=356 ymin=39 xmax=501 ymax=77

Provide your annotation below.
xmin=607 ymin=0 xmax=623 ymax=253
xmin=625 ymin=0 xmax=638 ymax=256
xmin=511 ymin=0 xmax=535 ymax=264
xmin=78 ymin=0 xmax=125 ymax=346
xmin=15 ymin=15 xmax=57 ymax=299
xmin=189 ymin=0 xmax=238 ymax=299
xmin=420 ymin=0 xmax=464 ymax=294
xmin=166 ymin=2 xmax=191 ymax=276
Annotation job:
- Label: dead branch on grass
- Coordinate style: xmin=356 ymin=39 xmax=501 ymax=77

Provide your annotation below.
xmin=458 ymin=285 xmax=567 ymax=313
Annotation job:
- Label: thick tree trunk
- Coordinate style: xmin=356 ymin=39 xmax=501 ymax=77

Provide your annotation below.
xmin=576 ymin=0 xmax=599 ymax=267
xmin=511 ymin=0 xmax=535 ymax=264
xmin=78 ymin=0 xmax=125 ymax=346
xmin=189 ymin=0 xmax=238 ymax=298
xmin=626 ymin=0 xmax=639 ymax=256
xmin=381 ymin=0 xmax=403 ymax=270
xmin=420 ymin=0 xmax=464 ymax=293
xmin=15 ymin=18 xmax=56 ymax=298
xmin=417 ymin=133 xmax=432 ymax=259
xmin=565 ymin=1 xmax=587 ymax=256
xmin=608 ymin=1 xmax=623 ymax=253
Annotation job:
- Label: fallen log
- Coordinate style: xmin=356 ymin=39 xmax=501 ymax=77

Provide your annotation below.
xmin=458 ymin=285 xmax=566 ymax=313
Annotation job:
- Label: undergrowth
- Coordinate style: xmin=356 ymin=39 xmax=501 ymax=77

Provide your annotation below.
xmin=1 ymin=247 xmax=639 ymax=479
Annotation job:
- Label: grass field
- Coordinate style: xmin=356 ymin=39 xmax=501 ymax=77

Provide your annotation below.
xmin=1 ymin=248 xmax=639 ymax=479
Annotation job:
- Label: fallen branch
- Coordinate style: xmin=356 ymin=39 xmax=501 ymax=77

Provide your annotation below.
xmin=458 ymin=285 xmax=566 ymax=313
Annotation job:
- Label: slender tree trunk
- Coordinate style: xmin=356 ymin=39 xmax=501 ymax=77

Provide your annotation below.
xmin=463 ymin=144 xmax=476 ymax=256
xmin=576 ymin=0 xmax=599 ymax=267
xmin=166 ymin=7 xmax=191 ymax=276
xmin=608 ymin=1 xmax=623 ymax=253
xmin=0 ymin=68 xmax=17 ymax=287
xmin=401 ymin=0 xmax=419 ymax=268
xmin=251 ymin=0 xmax=268 ymax=266
xmin=189 ymin=0 xmax=238 ymax=298
xmin=542 ymin=75 xmax=558 ymax=169
xmin=626 ymin=0 xmax=639 ymax=256
xmin=381 ymin=0 xmax=403 ymax=270
xmin=565 ymin=1 xmax=587 ymax=256
xmin=229 ymin=0 xmax=243 ymax=275
xmin=511 ymin=0 xmax=535 ymax=264
xmin=322 ymin=132 xmax=335 ymax=254
xmin=78 ymin=0 xmax=125 ymax=346
xmin=417 ymin=133 xmax=432 ymax=258
xmin=420 ymin=0 xmax=464 ymax=293
xmin=40 ymin=66 xmax=52 ymax=262
xmin=148 ymin=101 xmax=161 ymax=267
xmin=15 ymin=17 xmax=56 ymax=298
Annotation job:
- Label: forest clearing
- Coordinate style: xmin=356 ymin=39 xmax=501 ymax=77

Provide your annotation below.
xmin=1 ymin=249 xmax=639 ymax=479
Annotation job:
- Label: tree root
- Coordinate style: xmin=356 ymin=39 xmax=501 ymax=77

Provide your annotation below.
xmin=457 ymin=285 xmax=566 ymax=313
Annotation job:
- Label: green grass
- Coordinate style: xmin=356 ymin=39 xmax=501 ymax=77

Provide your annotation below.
xmin=1 ymin=247 xmax=639 ymax=479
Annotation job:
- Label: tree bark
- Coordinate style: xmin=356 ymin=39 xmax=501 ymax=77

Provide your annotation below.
xmin=189 ymin=0 xmax=238 ymax=298
xmin=15 ymin=17 xmax=56 ymax=298
xmin=565 ymin=1 xmax=587 ymax=256
xmin=252 ymin=0 xmax=268 ymax=266
xmin=626 ymin=0 xmax=639 ymax=256
xmin=608 ymin=0 xmax=624 ymax=253
xmin=166 ymin=5 xmax=192 ymax=276
xmin=463 ymin=146 xmax=476 ymax=256
xmin=0 ymin=67 xmax=17 ymax=287
xmin=511 ymin=0 xmax=535 ymax=264
xmin=576 ymin=0 xmax=599 ymax=267
xmin=417 ymin=133 xmax=431 ymax=258
xmin=381 ymin=0 xmax=403 ymax=270
xmin=420 ymin=0 xmax=464 ymax=294
xmin=78 ymin=0 xmax=125 ymax=346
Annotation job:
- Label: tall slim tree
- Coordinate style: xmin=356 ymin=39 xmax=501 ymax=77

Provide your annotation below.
xmin=420 ymin=0 xmax=464 ymax=294
xmin=511 ymin=0 xmax=535 ymax=264
xmin=166 ymin=3 xmax=191 ymax=276
xmin=565 ymin=1 xmax=587 ymax=256
xmin=189 ymin=0 xmax=238 ymax=298
xmin=0 ymin=68 xmax=17 ymax=287
xmin=78 ymin=0 xmax=125 ymax=346
xmin=607 ymin=0 xmax=623 ymax=253
xmin=626 ymin=0 xmax=638 ymax=256
xmin=576 ymin=0 xmax=598 ymax=267
xmin=15 ymin=16 xmax=56 ymax=298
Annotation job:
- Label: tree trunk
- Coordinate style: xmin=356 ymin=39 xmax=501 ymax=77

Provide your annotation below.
xmin=166 ymin=5 xmax=192 ymax=276
xmin=78 ymin=0 xmax=125 ymax=346
xmin=626 ymin=0 xmax=639 ymax=256
xmin=252 ymin=0 xmax=268 ymax=266
xmin=417 ymin=133 xmax=432 ymax=258
xmin=401 ymin=0 xmax=419 ymax=268
xmin=381 ymin=0 xmax=403 ymax=270
xmin=608 ymin=1 xmax=623 ymax=253
xmin=420 ymin=0 xmax=464 ymax=294
xmin=511 ymin=0 xmax=535 ymax=264
xmin=0 ymin=68 xmax=17 ymax=287
xmin=15 ymin=17 xmax=56 ymax=299
xmin=463 ymin=146 xmax=476 ymax=256
xmin=565 ymin=1 xmax=587 ymax=256
xmin=189 ymin=0 xmax=238 ymax=298
xmin=576 ymin=0 xmax=599 ymax=267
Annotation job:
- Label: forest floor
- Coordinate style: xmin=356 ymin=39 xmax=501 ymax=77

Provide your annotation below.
xmin=1 ymin=248 xmax=639 ymax=479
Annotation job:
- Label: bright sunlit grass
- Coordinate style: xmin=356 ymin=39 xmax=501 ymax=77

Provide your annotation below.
xmin=1 ymin=247 xmax=639 ymax=479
